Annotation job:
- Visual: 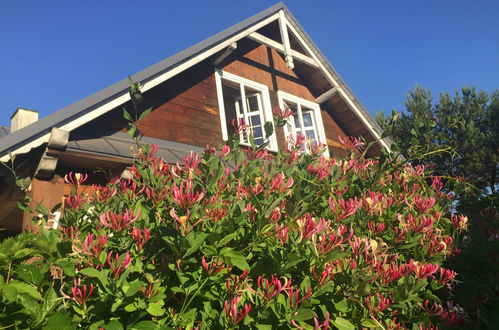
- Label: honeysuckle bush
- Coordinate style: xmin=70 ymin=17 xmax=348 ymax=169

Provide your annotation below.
xmin=1 ymin=129 xmax=470 ymax=329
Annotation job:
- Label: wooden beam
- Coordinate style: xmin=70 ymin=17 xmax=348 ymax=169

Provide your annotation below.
xmin=316 ymin=87 xmax=338 ymax=104
xmin=248 ymin=32 xmax=319 ymax=68
xmin=212 ymin=42 xmax=237 ymax=66
xmin=34 ymin=127 xmax=69 ymax=180
xmin=278 ymin=10 xmax=294 ymax=69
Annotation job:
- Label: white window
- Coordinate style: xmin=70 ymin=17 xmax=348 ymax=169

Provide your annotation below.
xmin=277 ymin=91 xmax=328 ymax=156
xmin=215 ymin=70 xmax=278 ymax=151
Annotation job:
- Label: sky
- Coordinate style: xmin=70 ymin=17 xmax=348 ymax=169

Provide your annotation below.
xmin=1 ymin=0 xmax=498 ymax=127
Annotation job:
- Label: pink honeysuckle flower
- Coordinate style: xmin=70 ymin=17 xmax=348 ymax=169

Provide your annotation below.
xmin=398 ymin=214 xmax=434 ymax=234
xmin=71 ymin=278 xmax=94 ymax=305
xmin=307 ymin=155 xmax=332 ymax=181
xmin=338 ymin=135 xmax=365 ymax=149
xmin=232 ymin=118 xmax=248 ymax=135
xmin=451 ymin=214 xmax=468 ymax=231
xmin=219 ymin=144 xmax=231 ymax=157
xmin=131 ymin=227 xmax=151 ymax=251
xmin=182 ymin=152 xmax=201 ymax=176
xmin=311 ymin=262 xmax=335 ymax=287
xmin=287 ymin=286 xmax=312 ymax=309
xmin=145 ymin=186 xmax=169 ymax=204
xmin=201 ymin=256 xmax=225 ymax=275
xmin=93 ymin=185 xmax=117 ymax=202
xmin=394 ymin=227 xmax=407 ymax=243
xmin=411 ymin=261 xmax=439 ymax=279
xmin=83 ymin=233 xmax=107 ymax=258
xmin=275 ymin=224 xmax=289 ymax=244
xmin=368 ymin=221 xmax=386 ymax=235
xmin=269 ymin=172 xmax=294 ymax=193
xmin=296 ymin=213 xmax=329 ymax=242
xmin=171 ymin=180 xmax=205 ymax=210
xmin=204 ymin=144 xmax=216 ymax=155
xmin=311 ymin=225 xmax=354 ymax=257
xmin=412 ymin=195 xmax=436 ymax=213
xmin=65 ymin=195 xmax=86 ymax=209
xmin=169 ymin=208 xmax=203 ymax=234
xmin=313 ymin=312 xmax=330 ymax=330
xmin=349 ymin=236 xmax=371 ymax=256
xmin=328 ymin=196 xmax=361 ymax=221
xmin=256 ymin=275 xmax=291 ymax=301
xmin=107 ymin=251 xmax=131 ymax=278
xmin=64 ymin=172 xmax=88 ymax=186
xmin=120 ymin=179 xmax=146 ymax=199
xmin=379 ymin=262 xmax=411 ymax=285
xmin=61 ymin=225 xmax=79 ymax=240
xmin=272 ymin=106 xmax=293 ymax=120
xmin=99 ymin=209 xmax=140 ymax=231
xmin=431 ymin=176 xmax=443 ymax=192
xmin=438 ymin=267 xmax=456 ymax=286
xmin=365 ymin=293 xmax=392 ymax=314
xmin=421 ymin=300 xmax=444 ymax=316
xmin=224 ymin=297 xmax=252 ymax=325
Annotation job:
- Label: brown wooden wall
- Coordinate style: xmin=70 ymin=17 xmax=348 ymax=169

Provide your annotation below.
xmin=81 ymin=40 xmax=350 ymax=156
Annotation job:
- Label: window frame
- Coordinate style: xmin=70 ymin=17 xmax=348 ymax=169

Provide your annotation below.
xmin=215 ymin=70 xmax=278 ymax=152
xmin=277 ymin=90 xmax=329 ymax=156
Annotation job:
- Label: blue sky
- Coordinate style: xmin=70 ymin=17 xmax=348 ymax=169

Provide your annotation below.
xmin=1 ymin=0 xmax=498 ymax=127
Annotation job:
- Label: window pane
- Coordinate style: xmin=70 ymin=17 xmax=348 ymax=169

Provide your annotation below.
xmin=293 ymin=114 xmax=301 ymax=128
xmin=247 ymin=96 xmax=260 ymax=111
xmin=253 ymin=126 xmax=263 ymax=139
xmin=284 ymin=101 xmax=298 ymax=112
xmin=302 ymin=112 xmax=313 ymax=127
xmin=250 ymin=115 xmax=261 ymax=127
xmin=305 ymin=129 xmax=316 ymax=141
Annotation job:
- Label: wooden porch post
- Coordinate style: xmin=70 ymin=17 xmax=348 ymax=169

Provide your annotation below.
xmin=22 ymin=175 xmax=65 ymax=232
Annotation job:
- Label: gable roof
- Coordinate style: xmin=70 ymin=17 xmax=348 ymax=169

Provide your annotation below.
xmin=0 ymin=2 xmax=389 ymax=162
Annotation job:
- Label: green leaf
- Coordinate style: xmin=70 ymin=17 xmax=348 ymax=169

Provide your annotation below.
xmin=125 ymin=279 xmax=145 ymax=297
xmin=129 ymin=321 xmax=158 ymax=330
xmin=220 ymin=248 xmax=249 ymax=271
xmin=264 ymin=121 xmax=274 ymax=138
xmin=332 ymin=317 xmax=356 ymax=330
xmin=2 ymin=285 xmax=18 ymax=302
xmin=333 ymin=298 xmax=349 ymax=312
xmin=217 ymin=232 xmax=237 ymax=247
xmin=147 ymin=302 xmax=165 ymax=317
xmin=56 ymin=259 xmax=76 ymax=276
xmin=138 ymin=107 xmax=152 ymax=121
xmin=361 ymin=319 xmax=379 ymax=328
xmin=184 ymin=232 xmax=209 ymax=258
xmin=105 ymin=320 xmax=124 ymax=330
xmin=123 ymin=109 xmax=132 ymax=121
xmin=293 ymin=308 xmax=315 ymax=321
xmin=13 ymin=248 xmax=36 ymax=259
xmin=79 ymin=267 xmax=109 ymax=287
xmin=42 ymin=311 xmax=74 ymax=330
xmin=5 ymin=280 xmax=42 ymax=300
xmin=256 ymin=325 xmax=272 ymax=330
xmin=111 ymin=298 xmax=123 ymax=312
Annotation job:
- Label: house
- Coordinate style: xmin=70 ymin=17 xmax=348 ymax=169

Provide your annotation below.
xmin=0 ymin=2 xmax=389 ymax=237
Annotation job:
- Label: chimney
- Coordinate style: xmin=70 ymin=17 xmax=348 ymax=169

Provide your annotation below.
xmin=11 ymin=108 xmax=38 ymax=132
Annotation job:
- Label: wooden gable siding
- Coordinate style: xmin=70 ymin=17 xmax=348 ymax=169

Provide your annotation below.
xmin=78 ymin=41 xmax=351 ymax=155
xmin=78 ymin=62 xmax=223 ymax=148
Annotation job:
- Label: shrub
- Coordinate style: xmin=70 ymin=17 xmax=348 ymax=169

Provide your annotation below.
xmin=0 ymin=137 xmax=467 ymax=329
